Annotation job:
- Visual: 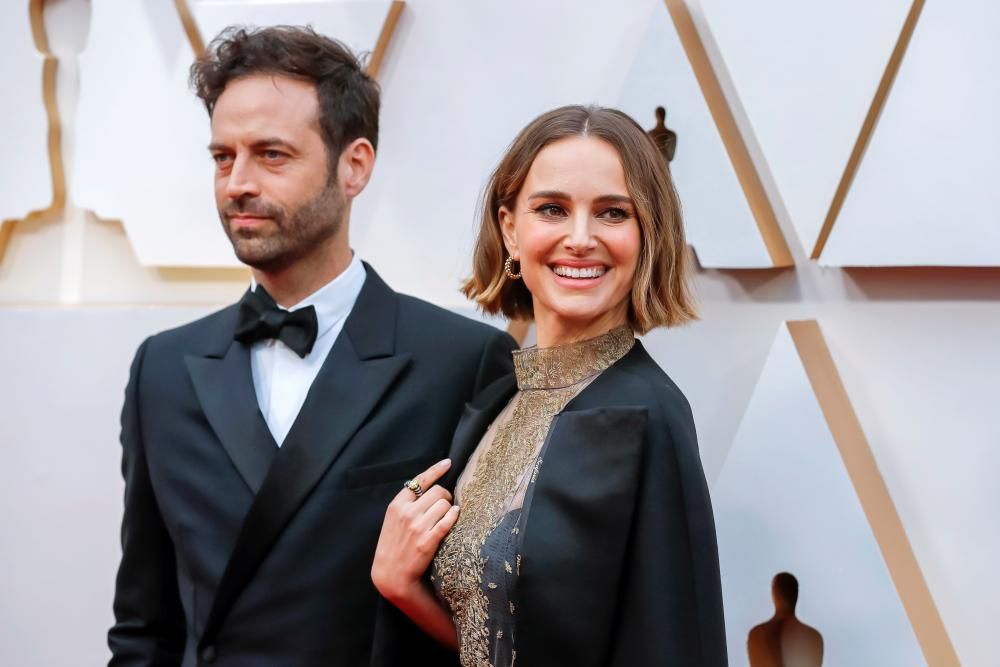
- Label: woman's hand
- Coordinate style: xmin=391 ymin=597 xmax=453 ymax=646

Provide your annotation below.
xmin=371 ymin=458 xmax=460 ymax=604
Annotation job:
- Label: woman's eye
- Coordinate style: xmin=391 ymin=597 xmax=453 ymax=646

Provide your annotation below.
xmin=600 ymin=207 xmax=630 ymax=221
xmin=536 ymin=204 xmax=566 ymax=217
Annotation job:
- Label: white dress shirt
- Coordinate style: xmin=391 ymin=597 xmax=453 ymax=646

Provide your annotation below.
xmin=249 ymin=253 xmax=367 ymax=446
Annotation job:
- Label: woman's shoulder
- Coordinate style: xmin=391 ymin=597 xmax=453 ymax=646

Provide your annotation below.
xmin=603 ymin=341 xmax=694 ymax=425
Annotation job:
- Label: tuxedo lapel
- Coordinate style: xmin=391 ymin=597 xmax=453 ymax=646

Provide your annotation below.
xmin=199 ymin=266 xmax=410 ymax=653
xmin=185 ymin=306 xmax=277 ymax=495
xmin=441 ymin=373 xmax=517 ymax=490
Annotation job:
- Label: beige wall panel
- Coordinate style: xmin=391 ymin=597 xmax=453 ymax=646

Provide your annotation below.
xmin=616 ymin=1 xmax=784 ymax=268
xmin=697 ymin=0 xmax=912 ymax=257
xmin=72 ymin=0 xmax=398 ymax=269
xmin=714 ymin=323 xmax=927 ymax=665
xmin=822 ymin=0 xmax=1000 ymax=266
xmin=641 ymin=272 xmax=999 ymax=664
xmin=356 ymin=0 xmax=793 ymax=310
xmin=189 ymin=0 xmax=397 ymax=67
xmin=0 ymin=212 xmax=66 ymax=301
xmin=821 ymin=307 xmax=1000 ymax=664
xmin=0 ymin=1 xmax=57 ymax=239
xmin=0 ymin=307 xmax=216 ymax=665
xmin=72 ymin=0 xmax=229 ymax=267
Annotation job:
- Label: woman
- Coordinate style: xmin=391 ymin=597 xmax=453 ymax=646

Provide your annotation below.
xmin=371 ymin=105 xmax=726 ymax=666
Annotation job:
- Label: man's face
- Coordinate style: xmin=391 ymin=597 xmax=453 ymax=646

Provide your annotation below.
xmin=209 ymin=74 xmax=345 ymax=272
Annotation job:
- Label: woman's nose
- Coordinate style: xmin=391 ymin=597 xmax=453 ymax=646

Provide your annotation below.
xmin=563 ymin=213 xmax=598 ymax=252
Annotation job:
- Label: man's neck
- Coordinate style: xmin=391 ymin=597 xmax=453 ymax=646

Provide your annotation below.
xmin=253 ymin=243 xmax=354 ymax=308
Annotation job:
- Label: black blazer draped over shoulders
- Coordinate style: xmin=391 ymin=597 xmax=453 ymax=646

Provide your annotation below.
xmin=443 ymin=341 xmax=728 ymax=667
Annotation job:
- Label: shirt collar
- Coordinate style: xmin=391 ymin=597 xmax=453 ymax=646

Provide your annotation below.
xmin=249 ymin=252 xmax=367 ymax=339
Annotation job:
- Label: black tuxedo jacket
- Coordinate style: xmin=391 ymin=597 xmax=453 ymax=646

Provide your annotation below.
xmin=108 ymin=265 xmax=516 ymax=667
xmin=441 ymin=341 xmax=727 ymax=666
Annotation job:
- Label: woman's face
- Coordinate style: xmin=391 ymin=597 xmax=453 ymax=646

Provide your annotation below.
xmin=500 ymin=136 xmax=641 ymax=345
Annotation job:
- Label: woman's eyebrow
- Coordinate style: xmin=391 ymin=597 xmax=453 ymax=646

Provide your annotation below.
xmin=593 ymin=194 xmax=633 ymax=205
xmin=526 ymin=190 xmax=571 ymax=200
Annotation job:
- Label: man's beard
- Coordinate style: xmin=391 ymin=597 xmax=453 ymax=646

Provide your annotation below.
xmin=220 ymin=182 xmax=346 ymax=273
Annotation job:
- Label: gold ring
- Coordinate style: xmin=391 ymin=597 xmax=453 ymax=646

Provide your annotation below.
xmin=403 ymin=478 xmax=424 ymax=497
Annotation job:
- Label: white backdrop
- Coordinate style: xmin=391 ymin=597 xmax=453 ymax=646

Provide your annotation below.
xmin=0 ymin=1 xmax=52 ymax=223
xmin=1 ymin=0 xmax=999 ymax=664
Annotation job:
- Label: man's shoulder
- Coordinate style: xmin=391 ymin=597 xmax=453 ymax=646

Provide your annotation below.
xmin=143 ymin=301 xmax=241 ymax=357
xmin=394 ymin=292 xmax=512 ymax=347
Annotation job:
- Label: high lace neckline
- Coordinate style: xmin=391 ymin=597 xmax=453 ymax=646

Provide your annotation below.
xmin=512 ymin=325 xmax=634 ymax=390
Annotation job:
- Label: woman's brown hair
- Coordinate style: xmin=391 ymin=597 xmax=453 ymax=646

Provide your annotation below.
xmin=462 ymin=105 xmax=697 ymax=334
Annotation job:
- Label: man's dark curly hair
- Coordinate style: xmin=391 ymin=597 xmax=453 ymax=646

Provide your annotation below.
xmin=190 ymin=25 xmax=381 ymax=166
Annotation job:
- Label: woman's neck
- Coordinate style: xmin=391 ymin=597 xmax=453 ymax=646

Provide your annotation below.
xmin=533 ymin=308 xmax=628 ymax=349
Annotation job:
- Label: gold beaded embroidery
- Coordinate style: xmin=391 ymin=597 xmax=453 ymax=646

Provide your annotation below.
xmin=433 ymin=327 xmax=634 ymax=667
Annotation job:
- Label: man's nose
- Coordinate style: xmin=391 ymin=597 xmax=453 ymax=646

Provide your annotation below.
xmin=224 ymin=155 xmax=261 ymax=200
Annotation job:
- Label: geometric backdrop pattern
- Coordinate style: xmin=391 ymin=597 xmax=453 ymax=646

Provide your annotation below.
xmin=0 ymin=0 xmax=57 ymax=254
xmin=0 ymin=1 xmax=998 ymax=664
xmin=715 ymin=323 xmax=927 ymax=666
xmin=617 ymin=0 xmax=787 ymax=268
xmin=823 ymin=0 xmax=1000 ymax=266
xmin=72 ymin=0 xmax=234 ymax=266
xmin=698 ymin=0 xmax=913 ymax=260
xmin=72 ymin=0 xmax=400 ymax=267
xmin=69 ymin=0 xmax=801 ymax=275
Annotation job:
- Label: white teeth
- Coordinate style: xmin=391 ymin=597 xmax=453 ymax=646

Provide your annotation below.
xmin=553 ymin=265 xmax=606 ymax=279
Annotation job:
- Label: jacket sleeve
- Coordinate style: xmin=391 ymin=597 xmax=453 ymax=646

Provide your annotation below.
xmin=108 ymin=339 xmax=186 ymax=666
xmin=471 ymin=329 xmax=517 ymax=396
xmin=608 ymin=394 xmax=728 ymax=666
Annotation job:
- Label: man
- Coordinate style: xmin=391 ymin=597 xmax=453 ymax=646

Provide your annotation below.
xmin=108 ymin=26 xmax=516 ymax=666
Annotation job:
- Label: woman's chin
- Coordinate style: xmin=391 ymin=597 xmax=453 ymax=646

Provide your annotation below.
xmin=542 ymin=307 xmax=623 ymax=334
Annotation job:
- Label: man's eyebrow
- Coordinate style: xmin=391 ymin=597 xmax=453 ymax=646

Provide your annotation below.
xmin=249 ymin=137 xmax=297 ymax=152
xmin=206 ymin=138 xmax=298 ymax=152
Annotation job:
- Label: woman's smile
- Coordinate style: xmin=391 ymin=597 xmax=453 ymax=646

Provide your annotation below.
xmin=549 ymin=261 xmax=610 ymax=288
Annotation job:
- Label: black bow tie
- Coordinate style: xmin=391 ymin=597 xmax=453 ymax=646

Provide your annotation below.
xmin=234 ymin=285 xmax=319 ymax=358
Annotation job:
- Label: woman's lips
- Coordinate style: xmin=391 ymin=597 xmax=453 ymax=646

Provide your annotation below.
xmin=548 ymin=263 xmax=609 ymax=287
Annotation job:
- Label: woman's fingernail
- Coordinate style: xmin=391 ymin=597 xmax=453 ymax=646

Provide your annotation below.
xmin=438 ymin=458 xmax=452 ymax=468
xmin=451 ymin=505 xmax=460 ymax=513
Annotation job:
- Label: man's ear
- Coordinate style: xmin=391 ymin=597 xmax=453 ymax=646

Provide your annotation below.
xmin=499 ymin=206 xmax=519 ymax=260
xmin=337 ymin=138 xmax=376 ymax=198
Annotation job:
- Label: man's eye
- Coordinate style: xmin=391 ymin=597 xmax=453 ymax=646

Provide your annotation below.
xmin=212 ymin=154 xmax=232 ymax=165
xmin=263 ymin=150 xmax=285 ymax=160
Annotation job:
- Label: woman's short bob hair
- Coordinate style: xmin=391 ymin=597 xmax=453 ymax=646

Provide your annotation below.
xmin=462 ymin=104 xmax=697 ymax=334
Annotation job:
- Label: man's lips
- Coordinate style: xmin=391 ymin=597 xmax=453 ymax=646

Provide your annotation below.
xmin=228 ymin=214 xmax=270 ymax=227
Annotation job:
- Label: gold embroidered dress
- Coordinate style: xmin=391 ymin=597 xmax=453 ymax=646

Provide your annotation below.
xmin=431 ymin=326 xmax=635 ymax=667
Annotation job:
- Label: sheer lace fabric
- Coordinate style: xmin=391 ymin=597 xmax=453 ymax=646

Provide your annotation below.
xmin=431 ymin=327 xmax=634 ymax=667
